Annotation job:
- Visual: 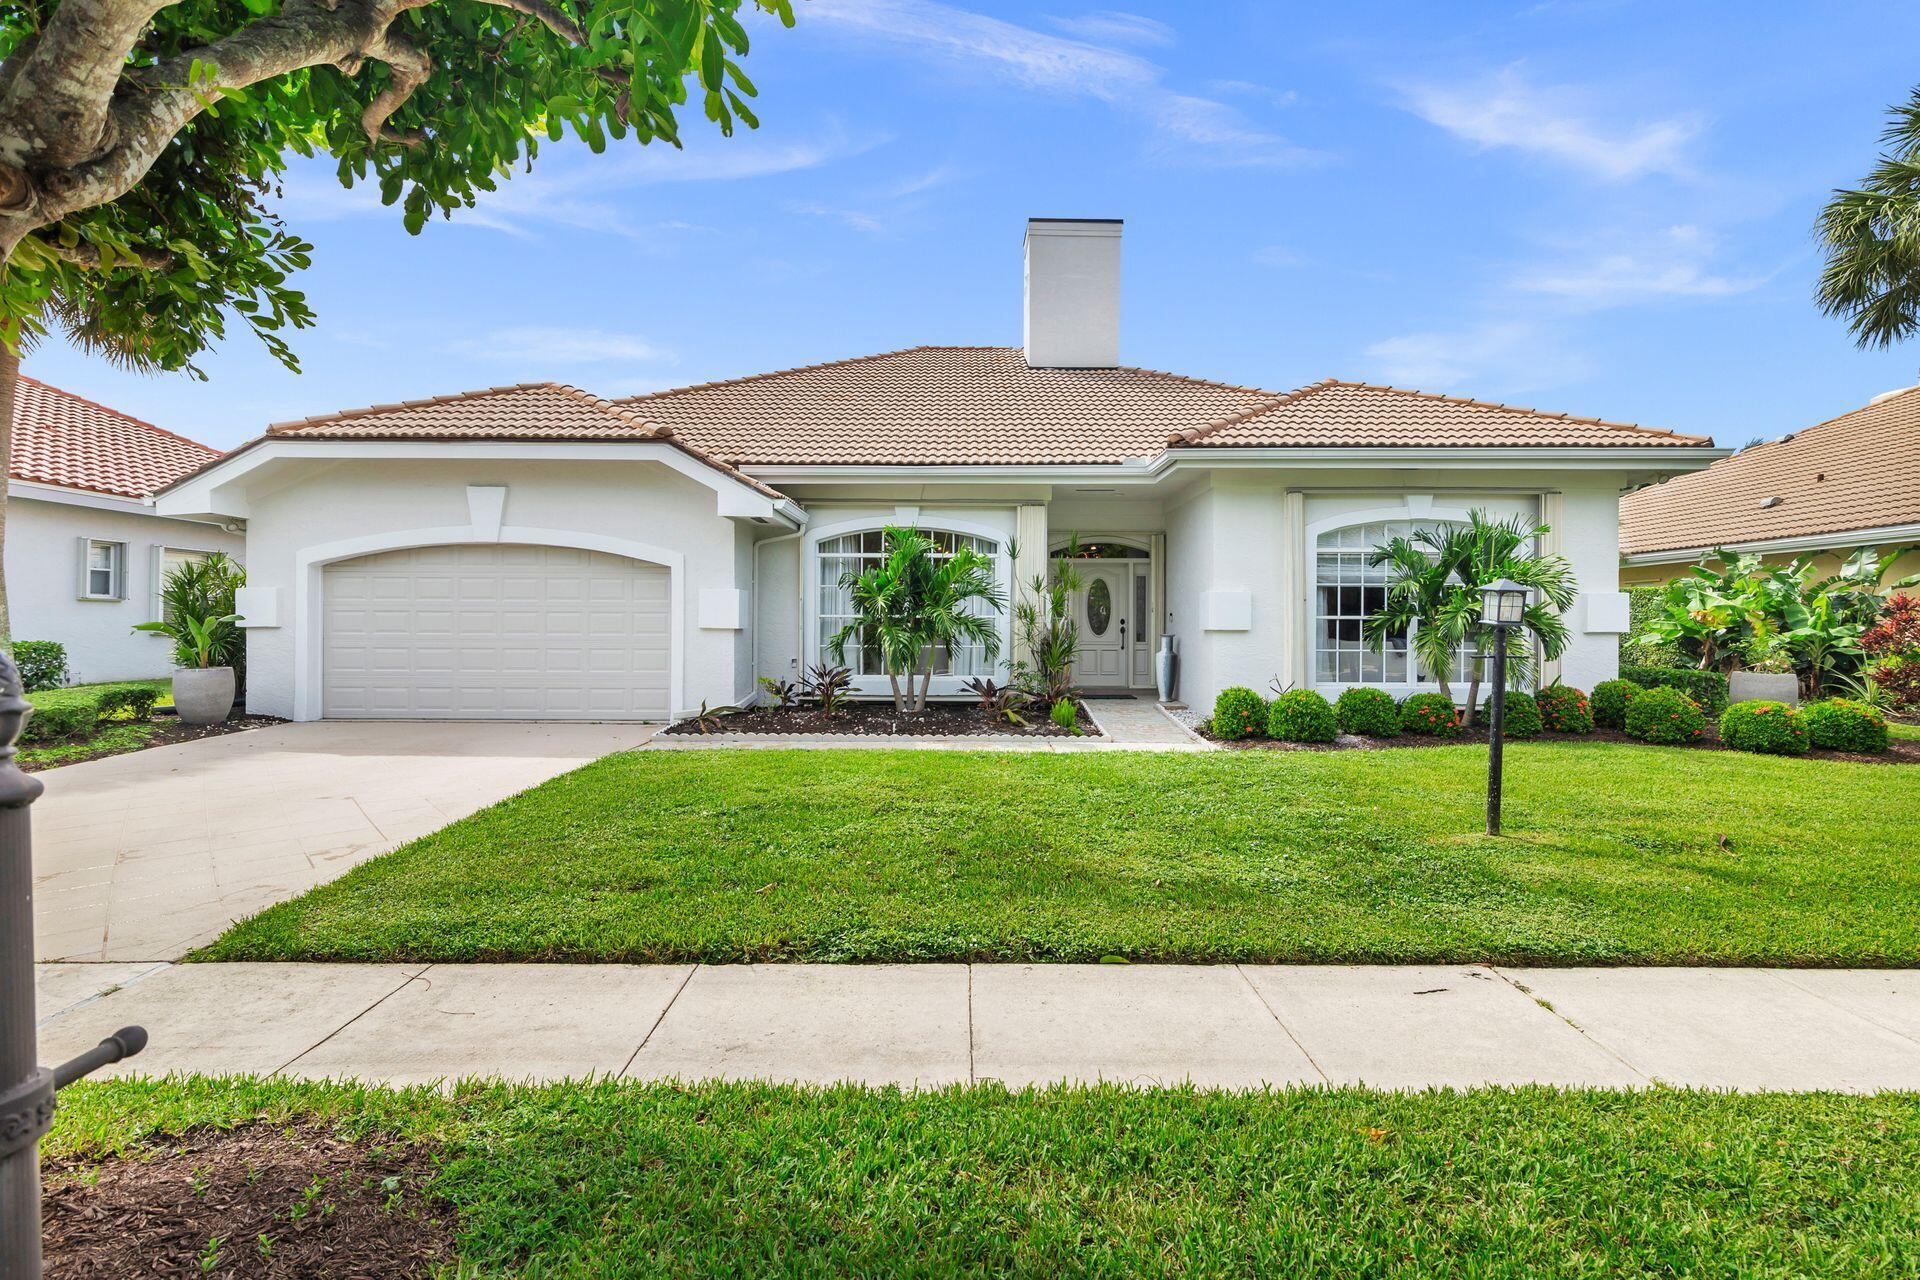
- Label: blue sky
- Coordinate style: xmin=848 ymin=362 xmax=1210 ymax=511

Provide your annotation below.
xmin=27 ymin=0 xmax=1920 ymax=451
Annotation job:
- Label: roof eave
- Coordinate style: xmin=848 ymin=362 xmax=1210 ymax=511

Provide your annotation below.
xmin=1622 ymin=519 xmax=1920 ymax=564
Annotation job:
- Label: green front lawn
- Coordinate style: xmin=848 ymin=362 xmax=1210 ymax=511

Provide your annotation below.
xmin=48 ymin=1077 xmax=1920 ymax=1278
xmin=202 ymin=744 xmax=1920 ymax=966
xmin=19 ymin=678 xmax=174 ymax=769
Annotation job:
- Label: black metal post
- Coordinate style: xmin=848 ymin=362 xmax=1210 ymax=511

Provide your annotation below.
xmin=0 ymin=652 xmax=145 ymax=1279
xmin=0 ymin=651 xmax=48 ymax=1280
xmin=1486 ymin=625 xmax=1508 ymax=837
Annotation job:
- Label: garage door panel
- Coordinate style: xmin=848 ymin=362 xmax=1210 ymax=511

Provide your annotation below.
xmin=323 ymin=544 xmax=669 ymax=720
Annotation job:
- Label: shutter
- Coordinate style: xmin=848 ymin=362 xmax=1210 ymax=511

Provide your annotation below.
xmin=75 ymin=535 xmax=92 ymax=598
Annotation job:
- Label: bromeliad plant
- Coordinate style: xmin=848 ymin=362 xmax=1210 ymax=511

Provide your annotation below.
xmin=829 ymin=526 xmax=1005 ymax=715
xmin=803 ymin=664 xmax=853 ymax=719
xmin=1364 ymin=511 xmax=1575 ymax=726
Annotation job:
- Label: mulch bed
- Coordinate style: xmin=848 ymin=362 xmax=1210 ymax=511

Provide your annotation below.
xmin=42 ymin=1122 xmax=453 ymax=1279
xmin=664 ymin=699 xmax=1096 ymax=737
xmin=22 ymin=715 xmax=285 ymax=773
xmin=1207 ymin=722 xmax=1920 ymax=764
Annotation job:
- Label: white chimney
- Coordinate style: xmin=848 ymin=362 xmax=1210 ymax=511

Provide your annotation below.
xmin=1023 ymin=217 xmax=1121 ymax=368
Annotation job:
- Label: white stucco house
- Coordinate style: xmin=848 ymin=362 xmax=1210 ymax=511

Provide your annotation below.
xmin=156 ymin=219 xmax=1726 ymax=722
xmin=7 ymin=376 xmax=245 ymax=683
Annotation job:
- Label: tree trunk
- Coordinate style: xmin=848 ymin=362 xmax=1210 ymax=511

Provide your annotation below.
xmin=887 ymin=670 xmax=906 ymax=714
xmin=914 ymin=650 xmax=934 ymax=714
xmin=1461 ymin=629 xmax=1483 ymax=728
xmin=0 ymin=343 xmax=15 ymax=654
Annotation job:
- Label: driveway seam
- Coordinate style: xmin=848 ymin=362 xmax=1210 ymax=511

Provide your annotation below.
xmin=273 ymin=963 xmax=437 ymax=1077
xmin=966 ymin=964 xmax=976 ymax=1085
xmin=620 ymin=963 xmax=699 ymax=1077
xmin=34 ymin=961 xmax=172 ymax=1028
xmin=1232 ymin=964 xmax=1329 ymax=1083
xmin=1766 ymin=969 xmax=1920 ymax=1049
xmin=1486 ymin=965 xmax=1654 ymax=1085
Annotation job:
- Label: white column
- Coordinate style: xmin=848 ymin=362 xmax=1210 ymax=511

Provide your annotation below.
xmin=1278 ymin=490 xmax=1308 ymax=687
xmin=1538 ymin=491 xmax=1564 ymax=687
xmin=1013 ymin=503 xmax=1049 ymax=667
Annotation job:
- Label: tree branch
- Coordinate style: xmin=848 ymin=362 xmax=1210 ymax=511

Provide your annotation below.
xmin=358 ymin=27 xmax=434 ymax=148
xmin=30 ymin=232 xmax=171 ymax=270
xmin=0 ymin=0 xmax=177 ymax=170
xmin=466 ymin=0 xmax=586 ymax=47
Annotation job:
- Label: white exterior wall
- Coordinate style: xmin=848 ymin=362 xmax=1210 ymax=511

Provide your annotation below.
xmin=1162 ymin=486 xmax=1215 ymax=705
xmin=5 ymin=491 xmax=243 ymax=683
xmin=1552 ymin=483 xmax=1628 ymax=690
xmin=236 ymin=459 xmax=749 ymax=720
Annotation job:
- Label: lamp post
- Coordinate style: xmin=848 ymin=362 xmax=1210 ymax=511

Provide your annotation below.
xmin=1479 ymin=579 xmax=1528 ymax=836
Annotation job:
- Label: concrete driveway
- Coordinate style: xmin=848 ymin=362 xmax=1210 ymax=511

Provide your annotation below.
xmin=30 ymin=720 xmax=656 ymax=962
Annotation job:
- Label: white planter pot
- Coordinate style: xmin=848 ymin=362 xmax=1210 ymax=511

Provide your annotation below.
xmin=173 ymin=666 xmax=236 ymax=725
xmin=1728 ymin=670 xmax=1800 ymax=706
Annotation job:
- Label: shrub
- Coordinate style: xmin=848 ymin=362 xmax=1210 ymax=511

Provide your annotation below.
xmin=1050 ymin=697 xmax=1079 ymax=733
xmin=1870 ymin=653 xmax=1920 ymax=712
xmin=12 ymin=640 xmax=68 ymax=692
xmin=1536 ymin=683 xmax=1594 ymax=734
xmin=1622 ymin=585 xmax=1685 ymax=666
xmin=1800 ymin=697 xmax=1889 ymax=754
xmin=21 ymin=698 xmax=97 ymax=744
xmin=1212 ymin=686 xmax=1266 ymax=740
xmin=1399 ymin=692 xmax=1462 ymax=737
xmin=1621 ymin=665 xmax=1728 ymax=715
xmin=1478 ymin=690 xmax=1542 ymax=739
xmin=1334 ymin=687 xmax=1400 ymax=737
xmin=94 ymin=684 xmax=161 ymax=721
xmin=1624 ymin=685 xmax=1706 ymax=744
xmin=1591 ymin=679 xmax=1639 ymax=730
xmin=1862 ymin=593 xmax=1920 ymax=659
xmin=1718 ymin=700 xmax=1808 ymax=755
xmin=1267 ymin=689 xmax=1337 ymax=743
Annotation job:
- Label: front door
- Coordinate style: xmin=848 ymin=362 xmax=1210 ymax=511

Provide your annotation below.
xmin=1073 ymin=562 xmax=1131 ymax=687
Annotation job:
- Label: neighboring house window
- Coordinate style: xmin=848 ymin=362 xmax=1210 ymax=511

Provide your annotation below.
xmin=80 ymin=539 xmax=126 ymax=601
xmin=815 ymin=528 xmax=1003 ymax=682
xmin=1313 ymin=521 xmax=1470 ymax=689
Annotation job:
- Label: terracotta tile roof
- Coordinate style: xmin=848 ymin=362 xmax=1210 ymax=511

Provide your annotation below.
xmin=9 ymin=375 xmax=220 ymax=499
xmin=262 ymin=381 xmax=786 ymax=499
xmin=618 ymin=346 xmax=1280 ymax=464
xmin=1177 ymin=379 xmax=1711 ymax=450
xmin=1621 ymin=385 xmax=1920 ymax=556
xmin=616 ymin=348 xmax=1708 ymax=464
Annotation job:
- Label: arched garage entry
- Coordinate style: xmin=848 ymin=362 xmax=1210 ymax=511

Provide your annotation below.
xmin=319 ymin=543 xmax=670 ymax=720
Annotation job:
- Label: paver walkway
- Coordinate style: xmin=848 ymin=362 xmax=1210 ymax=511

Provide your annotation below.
xmin=30 ymin=721 xmax=656 ymax=963
xmin=33 ymin=961 xmax=1920 ymax=1092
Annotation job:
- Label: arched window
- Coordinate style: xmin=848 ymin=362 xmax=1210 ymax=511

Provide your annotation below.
xmin=1314 ymin=520 xmax=1471 ymax=690
xmin=815 ymin=528 xmax=1003 ymax=683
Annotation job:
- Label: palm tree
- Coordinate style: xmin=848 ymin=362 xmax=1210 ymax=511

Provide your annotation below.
xmin=1365 ymin=512 xmax=1576 ymax=726
xmin=1816 ymin=88 xmax=1920 ymax=348
xmin=906 ymin=543 xmax=1003 ymax=713
xmin=829 ymin=527 xmax=930 ymax=713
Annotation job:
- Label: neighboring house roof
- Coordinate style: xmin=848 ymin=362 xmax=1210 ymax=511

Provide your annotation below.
xmin=615 ymin=347 xmax=1708 ymax=465
xmin=1620 ymin=384 xmax=1920 ymax=556
xmin=261 ymin=381 xmax=787 ymax=499
xmin=9 ymin=375 xmax=221 ymax=499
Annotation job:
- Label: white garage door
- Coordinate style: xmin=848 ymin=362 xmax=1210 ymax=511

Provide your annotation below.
xmin=322 ymin=545 xmax=670 ymax=720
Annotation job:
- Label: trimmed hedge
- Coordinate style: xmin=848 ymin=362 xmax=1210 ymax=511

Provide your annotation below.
xmin=1478 ymin=690 xmax=1542 ymax=739
xmin=1622 ymin=665 xmax=1728 ymax=715
xmin=12 ymin=640 xmax=68 ymax=692
xmin=95 ymin=685 xmax=161 ymax=721
xmin=1268 ymin=689 xmax=1337 ymax=743
xmin=1718 ymin=701 xmax=1808 ymax=756
xmin=1591 ymin=679 xmax=1639 ymax=730
xmin=1624 ymin=685 xmax=1706 ymax=745
xmin=1800 ymin=698 xmax=1889 ymax=754
xmin=1536 ymin=683 xmax=1594 ymax=734
xmin=1334 ymin=687 xmax=1400 ymax=737
xmin=1399 ymin=692 xmax=1462 ymax=737
xmin=22 ymin=681 xmax=166 ymax=744
xmin=1622 ymin=586 xmax=1684 ymax=667
xmin=1211 ymin=687 xmax=1266 ymax=740
xmin=21 ymin=700 xmax=96 ymax=743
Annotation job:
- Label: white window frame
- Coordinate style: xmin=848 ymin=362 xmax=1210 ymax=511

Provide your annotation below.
xmin=77 ymin=537 xmax=127 ymax=602
xmin=804 ymin=517 xmax=1013 ymax=699
xmin=1305 ymin=502 xmax=1480 ymax=698
xmin=149 ymin=545 xmax=222 ymax=624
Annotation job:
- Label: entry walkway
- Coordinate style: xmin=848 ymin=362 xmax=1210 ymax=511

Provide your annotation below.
xmin=33 ymin=961 xmax=1920 ymax=1092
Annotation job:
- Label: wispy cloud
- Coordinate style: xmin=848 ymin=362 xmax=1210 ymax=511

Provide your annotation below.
xmin=1364 ymin=321 xmax=1593 ymax=393
xmin=1400 ymin=65 xmax=1697 ymax=181
xmin=1252 ymin=245 xmax=1304 ymax=268
xmin=275 ymin=130 xmax=878 ymax=240
xmin=1513 ymin=225 xmax=1768 ymax=307
xmin=445 ymin=327 xmax=676 ymax=366
xmin=1045 ymin=10 xmax=1175 ymax=46
xmin=787 ymin=200 xmax=889 ymax=234
xmin=807 ymin=0 xmax=1324 ymax=168
xmin=1210 ymin=79 xmax=1300 ymax=109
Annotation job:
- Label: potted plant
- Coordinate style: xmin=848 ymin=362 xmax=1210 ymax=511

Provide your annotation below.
xmin=133 ymin=553 xmax=246 ymax=725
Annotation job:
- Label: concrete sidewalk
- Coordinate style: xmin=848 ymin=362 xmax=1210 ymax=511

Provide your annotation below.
xmin=34 ymin=961 xmax=1920 ymax=1092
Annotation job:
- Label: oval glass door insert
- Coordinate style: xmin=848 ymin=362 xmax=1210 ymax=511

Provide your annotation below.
xmin=1087 ymin=578 xmax=1112 ymax=635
